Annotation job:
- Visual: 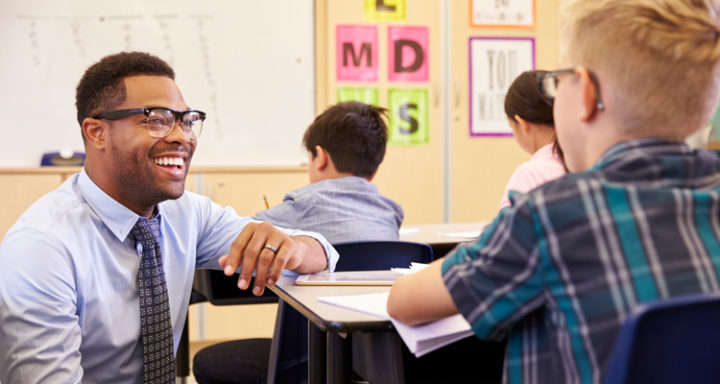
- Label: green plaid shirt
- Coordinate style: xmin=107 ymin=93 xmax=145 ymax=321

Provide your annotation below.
xmin=443 ymin=138 xmax=720 ymax=384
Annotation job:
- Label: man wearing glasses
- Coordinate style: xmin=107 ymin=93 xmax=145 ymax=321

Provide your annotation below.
xmin=0 ymin=52 xmax=337 ymax=383
xmin=388 ymin=0 xmax=720 ymax=383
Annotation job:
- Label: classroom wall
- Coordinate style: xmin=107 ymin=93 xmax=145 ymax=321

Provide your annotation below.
xmin=449 ymin=0 xmax=559 ymax=222
xmin=315 ymin=0 xmax=559 ymax=224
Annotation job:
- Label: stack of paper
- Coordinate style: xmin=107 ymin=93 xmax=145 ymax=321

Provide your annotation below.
xmin=390 ymin=262 xmax=429 ymax=275
xmin=318 ymin=292 xmax=474 ymax=357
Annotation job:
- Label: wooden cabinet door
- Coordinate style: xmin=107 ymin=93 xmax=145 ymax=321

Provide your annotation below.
xmin=200 ymin=170 xmax=308 ymax=217
xmin=448 ymin=0 xmax=560 ymax=222
xmin=0 ymin=173 xmax=66 ymax=239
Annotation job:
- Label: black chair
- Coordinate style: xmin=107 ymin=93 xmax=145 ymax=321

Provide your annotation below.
xmin=192 ymin=269 xmax=279 ymax=306
xmin=333 ymin=240 xmax=433 ymax=270
xmin=266 ymin=240 xmax=433 ymax=383
xmin=604 ymin=292 xmax=720 ymax=384
xmin=176 ymin=270 xmax=278 ymax=382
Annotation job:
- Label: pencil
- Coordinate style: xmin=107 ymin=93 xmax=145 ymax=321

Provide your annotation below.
xmin=263 ymin=195 xmax=270 ymax=209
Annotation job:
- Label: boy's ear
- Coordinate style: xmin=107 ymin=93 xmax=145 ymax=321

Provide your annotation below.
xmin=577 ymin=67 xmax=601 ymax=122
xmin=514 ymin=114 xmax=531 ymax=135
xmin=314 ymin=145 xmax=328 ymax=171
xmin=82 ymin=118 xmax=106 ymax=149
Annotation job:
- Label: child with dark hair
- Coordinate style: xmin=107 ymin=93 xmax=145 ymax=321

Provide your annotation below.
xmin=500 ymin=70 xmax=566 ymax=209
xmin=253 ymin=101 xmax=403 ymax=243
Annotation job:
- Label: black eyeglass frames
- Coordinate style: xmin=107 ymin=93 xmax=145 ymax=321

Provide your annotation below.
xmin=537 ymin=68 xmax=605 ymax=111
xmin=93 ymin=107 xmax=207 ymax=138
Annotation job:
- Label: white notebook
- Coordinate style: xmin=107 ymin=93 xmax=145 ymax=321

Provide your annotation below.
xmin=318 ymin=292 xmax=474 ymax=357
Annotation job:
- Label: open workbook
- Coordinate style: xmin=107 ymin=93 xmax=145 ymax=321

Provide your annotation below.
xmin=318 ymin=292 xmax=474 ymax=357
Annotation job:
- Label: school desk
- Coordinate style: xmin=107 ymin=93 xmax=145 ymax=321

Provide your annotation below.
xmin=268 ymin=275 xmax=401 ymax=384
xmin=267 ymin=273 xmax=506 ymax=384
xmin=399 ymin=222 xmax=487 ymax=256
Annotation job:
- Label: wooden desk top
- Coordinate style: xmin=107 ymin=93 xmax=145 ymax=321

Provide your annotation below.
xmin=269 ymin=275 xmax=393 ymax=333
xmin=399 ymin=222 xmax=487 ymax=245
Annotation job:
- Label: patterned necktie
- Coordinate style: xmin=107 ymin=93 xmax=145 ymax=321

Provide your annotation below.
xmin=131 ymin=216 xmax=175 ymax=384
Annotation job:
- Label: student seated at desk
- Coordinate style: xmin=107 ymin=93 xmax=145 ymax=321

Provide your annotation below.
xmin=252 ymin=101 xmax=404 ymax=241
xmin=192 ymin=101 xmax=403 ymax=384
xmin=500 ymin=70 xmax=567 ymax=210
xmin=0 ymin=52 xmax=336 ymax=383
xmin=388 ymin=0 xmax=720 ymax=383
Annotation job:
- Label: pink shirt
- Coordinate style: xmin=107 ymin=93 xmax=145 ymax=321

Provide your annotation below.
xmin=499 ymin=143 xmax=566 ymax=209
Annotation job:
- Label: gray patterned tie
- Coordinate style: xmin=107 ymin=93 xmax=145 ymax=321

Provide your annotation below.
xmin=131 ymin=216 xmax=175 ymax=384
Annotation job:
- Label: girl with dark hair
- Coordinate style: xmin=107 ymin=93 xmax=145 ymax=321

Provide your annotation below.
xmin=500 ymin=70 xmax=566 ymax=209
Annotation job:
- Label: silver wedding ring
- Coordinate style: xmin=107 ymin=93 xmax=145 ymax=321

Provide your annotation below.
xmin=263 ymin=244 xmax=278 ymax=254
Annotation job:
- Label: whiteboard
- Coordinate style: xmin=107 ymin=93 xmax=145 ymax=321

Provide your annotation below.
xmin=0 ymin=0 xmax=314 ymax=166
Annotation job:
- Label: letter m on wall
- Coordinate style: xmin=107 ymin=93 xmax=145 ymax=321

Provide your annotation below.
xmin=336 ymin=25 xmax=378 ymax=82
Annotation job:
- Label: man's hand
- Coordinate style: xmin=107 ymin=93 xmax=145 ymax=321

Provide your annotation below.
xmin=218 ymin=221 xmax=327 ymax=295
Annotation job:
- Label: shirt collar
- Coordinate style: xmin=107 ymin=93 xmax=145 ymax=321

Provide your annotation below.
xmin=76 ymin=168 xmax=165 ymax=242
xmin=591 ymin=137 xmax=690 ymax=171
xmin=531 ymin=143 xmax=557 ymax=160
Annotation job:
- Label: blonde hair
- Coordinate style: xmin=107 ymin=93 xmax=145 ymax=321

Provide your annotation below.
xmin=560 ymin=0 xmax=720 ymax=139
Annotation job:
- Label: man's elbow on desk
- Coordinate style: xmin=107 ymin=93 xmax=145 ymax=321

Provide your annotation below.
xmin=387 ymin=260 xmax=459 ymax=326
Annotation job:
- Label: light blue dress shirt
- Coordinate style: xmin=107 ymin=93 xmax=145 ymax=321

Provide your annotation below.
xmin=0 ymin=169 xmax=337 ymax=383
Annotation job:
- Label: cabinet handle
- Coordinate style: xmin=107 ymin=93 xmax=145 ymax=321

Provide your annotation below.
xmin=208 ymin=180 xmax=224 ymax=200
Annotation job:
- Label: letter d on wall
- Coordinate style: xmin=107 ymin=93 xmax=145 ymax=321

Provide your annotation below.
xmin=388 ymin=89 xmax=428 ymax=145
xmin=388 ymin=26 xmax=429 ymax=82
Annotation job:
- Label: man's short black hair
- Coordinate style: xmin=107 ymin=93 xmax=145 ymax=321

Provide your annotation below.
xmin=75 ymin=51 xmax=175 ymax=141
xmin=303 ymin=101 xmax=388 ymax=178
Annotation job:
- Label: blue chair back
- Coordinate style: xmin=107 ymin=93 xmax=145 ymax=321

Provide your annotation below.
xmin=333 ymin=240 xmax=433 ymax=271
xmin=604 ymin=292 xmax=720 ymax=384
xmin=267 ymin=240 xmax=433 ymax=384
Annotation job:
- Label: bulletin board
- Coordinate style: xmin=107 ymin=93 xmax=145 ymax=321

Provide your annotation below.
xmin=0 ymin=0 xmax=315 ymax=167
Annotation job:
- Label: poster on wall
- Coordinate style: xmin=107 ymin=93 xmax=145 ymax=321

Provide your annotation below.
xmin=388 ymin=89 xmax=429 ymax=145
xmin=364 ymin=0 xmax=406 ymax=22
xmin=388 ymin=26 xmax=429 ymax=82
xmin=470 ymin=0 xmax=535 ymax=28
xmin=469 ymin=37 xmax=534 ymax=136
xmin=336 ymin=25 xmax=378 ymax=82
xmin=337 ymin=87 xmax=379 ymax=106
